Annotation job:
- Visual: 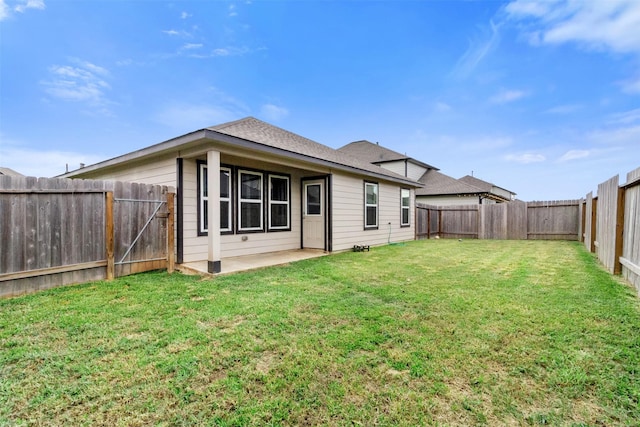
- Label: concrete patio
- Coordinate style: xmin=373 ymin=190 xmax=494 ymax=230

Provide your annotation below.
xmin=178 ymin=249 xmax=328 ymax=276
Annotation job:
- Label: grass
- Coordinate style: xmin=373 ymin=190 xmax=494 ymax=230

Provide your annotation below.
xmin=1 ymin=240 xmax=639 ymax=426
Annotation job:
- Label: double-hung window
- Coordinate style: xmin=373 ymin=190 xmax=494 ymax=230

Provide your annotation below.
xmin=401 ymin=188 xmax=410 ymax=227
xmin=220 ymin=167 xmax=232 ymax=232
xmin=198 ymin=163 xmax=233 ymax=234
xmin=364 ymin=181 xmax=378 ymax=229
xmin=269 ymin=174 xmax=290 ymax=230
xmin=238 ymin=170 xmax=263 ymax=231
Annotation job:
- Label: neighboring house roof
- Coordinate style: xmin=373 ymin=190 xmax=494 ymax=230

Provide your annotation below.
xmin=0 ymin=167 xmax=24 ymax=177
xmin=416 ymin=170 xmax=484 ymax=196
xmin=459 ymin=175 xmax=515 ymax=196
xmin=338 ymin=140 xmax=437 ymax=171
xmin=60 ymin=117 xmax=421 ymax=187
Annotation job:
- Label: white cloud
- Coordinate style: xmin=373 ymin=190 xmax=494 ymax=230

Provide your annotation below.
xmin=14 ymin=0 xmax=43 ymax=13
xmin=182 ymin=43 xmax=203 ymax=50
xmin=621 ymin=74 xmax=640 ymax=94
xmin=504 ymin=153 xmax=546 ymax=164
xmin=163 ymin=29 xmax=192 ymax=37
xmin=607 ymin=108 xmax=640 ymax=125
xmin=558 ymin=149 xmax=590 ymax=162
xmin=505 ymin=0 xmax=640 ymax=54
xmin=260 ymin=104 xmax=289 ymax=121
xmin=451 ymin=20 xmax=501 ymax=78
xmin=41 ymin=59 xmax=112 ymax=113
xmin=489 ymin=89 xmax=528 ymax=104
xmin=1 ymin=0 xmax=45 ymax=20
xmin=544 ymin=104 xmax=582 ymax=114
xmin=0 ymin=1 xmax=10 ymax=20
xmin=587 ymin=125 xmax=640 ymax=145
xmin=180 ymin=11 xmax=191 ymax=19
xmin=434 ymin=102 xmax=452 ymax=112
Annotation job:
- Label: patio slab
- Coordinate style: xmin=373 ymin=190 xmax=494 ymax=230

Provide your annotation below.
xmin=178 ymin=249 xmax=328 ymax=276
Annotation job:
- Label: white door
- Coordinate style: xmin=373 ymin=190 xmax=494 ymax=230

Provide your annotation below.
xmin=303 ymin=180 xmax=325 ymax=249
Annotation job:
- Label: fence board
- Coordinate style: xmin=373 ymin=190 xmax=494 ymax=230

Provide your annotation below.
xmin=595 ymin=175 xmax=620 ymax=273
xmin=1 ymin=176 xmax=173 ymax=298
xmin=507 ymin=201 xmax=527 ymax=240
xmin=417 ymin=200 xmax=580 ymax=241
xmin=622 ymin=167 xmax=640 ymax=294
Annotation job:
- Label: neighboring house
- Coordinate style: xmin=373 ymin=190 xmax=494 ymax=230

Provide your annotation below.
xmin=60 ymin=117 xmax=420 ymax=273
xmin=339 ymin=140 xmax=516 ymax=206
xmin=338 ymin=140 xmax=437 ymax=181
xmin=459 ymin=175 xmax=516 ymax=203
xmin=0 ymin=167 xmax=24 ymax=177
xmin=416 ymin=169 xmax=492 ymax=206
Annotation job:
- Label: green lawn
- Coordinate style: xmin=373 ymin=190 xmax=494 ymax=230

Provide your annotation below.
xmin=1 ymin=240 xmax=639 ymax=426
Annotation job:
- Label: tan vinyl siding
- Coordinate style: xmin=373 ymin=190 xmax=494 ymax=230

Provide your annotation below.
xmin=406 ymin=162 xmax=428 ymax=181
xmin=378 ymin=160 xmax=406 ymax=177
xmin=71 ymin=155 xmax=177 ymax=186
xmin=332 ymin=173 xmax=414 ymax=251
xmin=181 ymin=157 xmax=303 ymax=261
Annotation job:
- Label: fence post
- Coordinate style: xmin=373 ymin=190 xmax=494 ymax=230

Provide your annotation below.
xmin=167 ymin=192 xmax=175 ymax=274
xmin=105 ymin=191 xmax=115 ymax=280
xmin=614 ymin=187 xmax=625 ymax=275
xmin=590 ymin=198 xmax=597 ymax=253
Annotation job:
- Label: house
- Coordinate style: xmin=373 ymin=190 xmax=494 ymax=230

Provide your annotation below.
xmin=339 ymin=140 xmax=516 ymax=206
xmin=0 ymin=167 xmax=24 ymax=177
xmin=459 ymin=175 xmax=516 ymax=203
xmin=338 ymin=140 xmax=437 ymax=181
xmin=60 ymin=117 xmax=421 ymax=273
xmin=416 ymin=169 xmax=492 ymax=205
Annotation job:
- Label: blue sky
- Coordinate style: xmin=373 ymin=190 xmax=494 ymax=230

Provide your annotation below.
xmin=1 ymin=0 xmax=639 ymax=201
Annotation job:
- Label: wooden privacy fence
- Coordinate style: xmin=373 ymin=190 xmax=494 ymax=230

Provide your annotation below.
xmin=0 ymin=176 xmax=174 ymax=298
xmin=416 ymin=200 xmax=580 ymax=241
xmin=582 ymin=166 xmax=640 ymax=294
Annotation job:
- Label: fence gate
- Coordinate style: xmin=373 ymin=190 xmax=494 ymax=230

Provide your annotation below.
xmin=110 ymin=182 xmax=174 ymax=278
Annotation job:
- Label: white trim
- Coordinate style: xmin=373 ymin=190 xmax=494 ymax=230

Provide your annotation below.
xmin=238 ymin=169 xmax=264 ymax=231
xmin=365 ymin=182 xmax=379 ymax=228
xmin=268 ymin=174 xmax=290 ymax=230
xmin=401 ymin=188 xmax=410 ymax=226
xmin=220 ymin=166 xmax=232 ymax=232
xmin=199 ymin=162 xmax=208 ymax=233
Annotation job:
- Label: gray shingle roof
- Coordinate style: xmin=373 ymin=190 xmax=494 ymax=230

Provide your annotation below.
xmin=459 ymin=175 xmax=513 ymax=194
xmin=209 ymin=117 xmax=419 ymax=185
xmin=338 ymin=140 xmax=438 ymax=170
xmin=0 ymin=167 xmax=23 ymax=177
xmin=416 ymin=170 xmax=484 ymax=196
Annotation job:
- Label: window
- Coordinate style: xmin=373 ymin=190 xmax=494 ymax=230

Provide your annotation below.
xmin=199 ymin=162 xmax=208 ymax=234
xmin=198 ymin=163 xmax=233 ymax=234
xmin=238 ymin=170 xmax=263 ymax=231
xmin=269 ymin=175 xmax=290 ymax=230
xmin=401 ymin=188 xmax=410 ymax=227
xmin=220 ymin=167 xmax=232 ymax=232
xmin=364 ymin=181 xmax=378 ymax=229
xmin=305 ymin=183 xmax=322 ymax=215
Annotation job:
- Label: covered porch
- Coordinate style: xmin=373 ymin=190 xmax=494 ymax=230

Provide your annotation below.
xmin=178 ymin=249 xmax=328 ymax=276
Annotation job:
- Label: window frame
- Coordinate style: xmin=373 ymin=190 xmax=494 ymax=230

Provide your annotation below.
xmin=219 ymin=166 xmax=233 ymax=234
xmin=237 ymin=169 xmax=264 ymax=233
xmin=400 ymin=188 xmax=411 ymax=227
xmin=364 ymin=181 xmax=379 ymax=230
xmin=197 ymin=161 xmax=234 ymax=236
xmin=268 ymin=173 xmax=291 ymax=231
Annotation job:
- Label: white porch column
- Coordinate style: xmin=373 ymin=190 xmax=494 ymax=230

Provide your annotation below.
xmin=207 ymin=150 xmax=222 ymax=273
